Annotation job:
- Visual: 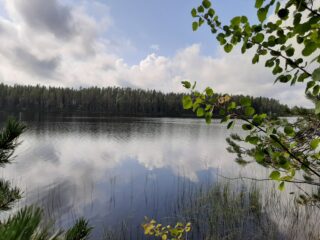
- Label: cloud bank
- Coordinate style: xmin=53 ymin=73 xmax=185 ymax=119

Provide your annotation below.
xmin=0 ymin=0 xmax=310 ymax=107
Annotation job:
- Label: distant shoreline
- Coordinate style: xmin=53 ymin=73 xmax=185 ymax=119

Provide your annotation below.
xmin=0 ymin=83 xmax=309 ymax=119
xmin=0 ymin=110 xmax=301 ymax=122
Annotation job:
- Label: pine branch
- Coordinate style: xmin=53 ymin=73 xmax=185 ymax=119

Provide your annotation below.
xmin=0 ymin=118 xmax=26 ymax=167
xmin=0 ymin=179 xmax=22 ymax=211
xmin=65 ymin=218 xmax=92 ymax=240
xmin=0 ymin=206 xmax=42 ymax=240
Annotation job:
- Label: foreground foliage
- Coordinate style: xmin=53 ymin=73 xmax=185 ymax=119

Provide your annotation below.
xmin=142 ymin=219 xmax=191 ymax=240
xmin=0 ymin=119 xmax=25 ymax=211
xmin=182 ymin=0 xmax=320 ymax=206
xmin=0 ymin=118 xmax=92 ymax=240
xmin=142 ymin=181 xmax=320 ymax=240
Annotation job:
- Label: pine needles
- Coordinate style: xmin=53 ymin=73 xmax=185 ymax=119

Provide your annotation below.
xmin=0 ymin=118 xmax=92 ymax=240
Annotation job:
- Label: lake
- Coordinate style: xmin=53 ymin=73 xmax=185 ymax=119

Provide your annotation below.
xmin=0 ymin=114 xmax=317 ymax=239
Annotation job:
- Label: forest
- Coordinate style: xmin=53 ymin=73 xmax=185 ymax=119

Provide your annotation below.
xmin=0 ymin=83 xmax=294 ymax=117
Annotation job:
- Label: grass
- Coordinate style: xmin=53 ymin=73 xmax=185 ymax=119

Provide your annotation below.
xmin=13 ymin=176 xmax=320 ymax=240
xmin=177 ymin=181 xmax=320 ymax=240
xmin=104 ymin=178 xmax=320 ymax=240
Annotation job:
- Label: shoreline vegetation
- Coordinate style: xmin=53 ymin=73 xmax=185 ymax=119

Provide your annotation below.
xmin=0 ymin=83 xmax=309 ymax=118
xmin=140 ymin=180 xmax=320 ymax=240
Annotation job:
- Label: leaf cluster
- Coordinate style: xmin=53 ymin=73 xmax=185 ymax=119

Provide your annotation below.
xmin=184 ymin=0 xmax=320 ymax=206
xmin=183 ymin=79 xmax=320 ymax=204
xmin=191 ymin=0 xmax=320 ymax=113
xmin=142 ymin=218 xmax=191 ymax=240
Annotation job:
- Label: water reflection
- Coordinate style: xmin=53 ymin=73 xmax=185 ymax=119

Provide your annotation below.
xmin=1 ymin=116 xmax=269 ymax=238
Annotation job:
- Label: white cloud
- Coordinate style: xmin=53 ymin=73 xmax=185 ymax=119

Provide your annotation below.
xmin=0 ymin=0 xmax=311 ymax=107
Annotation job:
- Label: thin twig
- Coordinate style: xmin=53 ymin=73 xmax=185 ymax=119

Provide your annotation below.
xmin=216 ymin=173 xmax=320 ymax=186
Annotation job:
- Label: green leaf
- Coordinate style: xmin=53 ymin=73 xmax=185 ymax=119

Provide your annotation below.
xmin=252 ymin=115 xmax=263 ymax=125
xmin=276 ymin=75 xmax=291 ymax=83
xmin=278 ymin=182 xmax=285 ymax=191
xmin=199 ymin=17 xmax=205 ymax=27
xmin=202 ymin=0 xmax=211 ymax=9
xmin=252 ymin=54 xmax=259 ymax=64
xmin=265 ymin=59 xmax=275 ymax=67
xmin=310 ymin=138 xmax=320 ymax=150
xmin=227 ymin=121 xmax=234 ymax=129
xmin=245 ymin=106 xmax=255 ymax=116
xmin=227 ymin=101 xmax=236 ymax=110
xmin=312 ymin=85 xmax=319 ymax=95
xmin=197 ymin=6 xmax=204 ymax=13
xmin=293 ymin=13 xmax=302 ymax=25
xmin=255 ymin=0 xmax=264 ymax=8
xmin=205 ymin=87 xmax=214 ymax=96
xmin=245 ymin=136 xmax=259 ymax=144
xmin=208 ymin=8 xmax=215 ymax=17
xmin=192 ymin=21 xmax=198 ymax=31
xmin=307 ymin=81 xmax=315 ymax=90
xmin=217 ymin=33 xmax=226 ymax=45
xmin=296 ymin=22 xmax=311 ymax=35
xmin=272 ymin=64 xmax=283 ymax=75
xmin=181 ymin=81 xmax=191 ymax=89
xmin=285 ymin=48 xmax=294 ymax=57
xmin=224 ymin=44 xmax=233 ymax=53
xmin=279 ymin=156 xmax=290 ymax=170
xmin=260 ymin=113 xmax=267 ymax=119
xmin=269 ymin=171 xmax=280 ymax=180
xmin=242 ymin=124 xmax=253 ymax=130
xmin=277 ymin=8 xmax=289 ymax=19
xmin=221 ymin=115 xmax=230 ymax=123
xmin=241 ymin=16 xmax=248 ymax=23
xmin=289 ymin=168 xmax=296 ymax=177
xmin=196 ymin=107 xmax=205 ymax=117
xmin=312 ymin=67 xmax=320 ymax=82
xmin=231 ymin=16 xmax=241 ymax=26
xmin=302 ymin=41 xmax=317 ymax=56
xmin=241 ymin=44 xmax=247 ymax=54
xmin=205 ymin=112 xmax=212 ymax=124
xmin=254 ymin=150 xmax=264 ymax=163
xmin=280 ymin=175 xmax=293 ymax=181
xmin=284 ymin=126 xmax=294 ymax=136
xmin=275 ymin=2 xmax=280 ymax=14
xmin=182 ymin=95 xmax=193 ymax=109
xmin=192 ymin=81 xmax=197 ymax=90
xmin=298 ymin=72 xmax=309 ymax=82
xmin=270 ymin=134 xmax=279 ymax=142
xmin=192 ymin=103 xmax=199 ymax=112
xmin=191 ymin=8 xmax=197 ymax=17
xmin=254 ymin=33 xmax=264 ymax=43
xmin=257 ymin=7 xmax=268 ymax=22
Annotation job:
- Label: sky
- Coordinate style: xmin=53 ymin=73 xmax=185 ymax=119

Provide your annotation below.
xmin=0 ymin=0 xmax=312 ymax=107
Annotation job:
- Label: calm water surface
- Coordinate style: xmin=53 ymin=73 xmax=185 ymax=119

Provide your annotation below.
xmin=1 ymin=115 xmax=270 ymax=238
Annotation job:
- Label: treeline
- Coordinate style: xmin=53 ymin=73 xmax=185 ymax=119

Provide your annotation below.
xmin=0 ymin=83 xmax=292 ymax=117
